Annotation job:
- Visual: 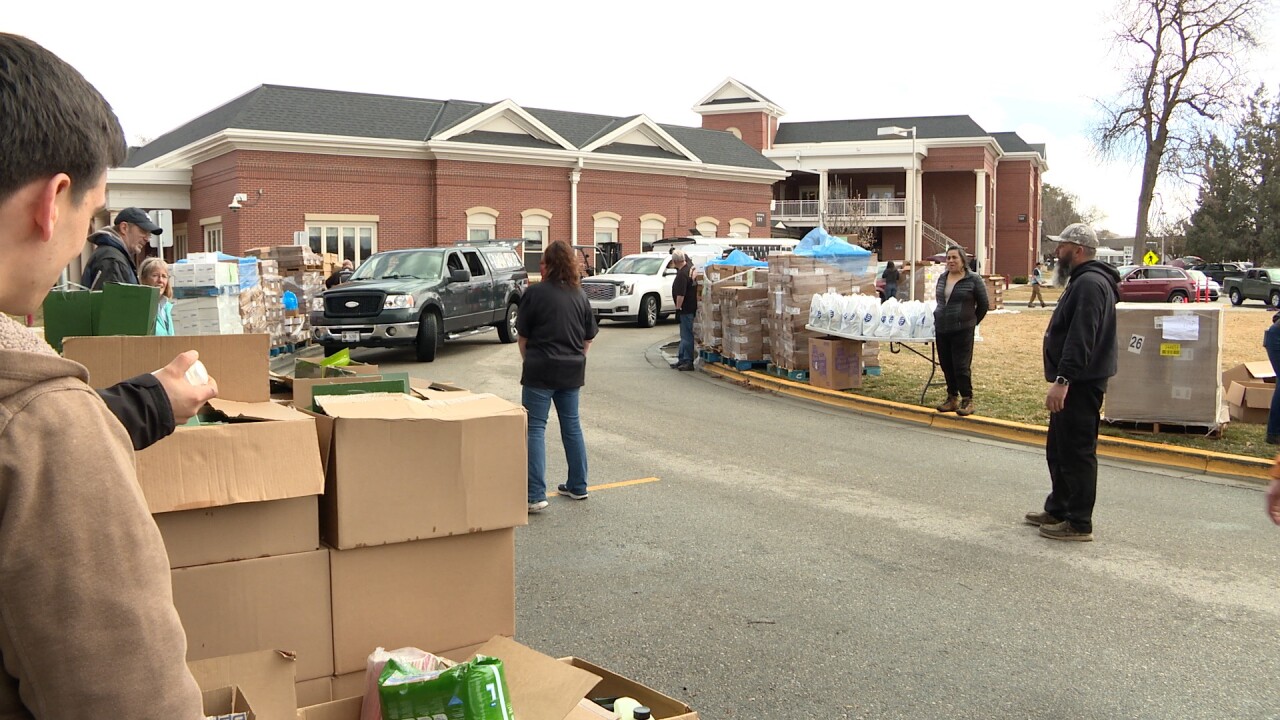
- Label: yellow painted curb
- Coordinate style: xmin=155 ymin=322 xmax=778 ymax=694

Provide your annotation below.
xmin=700 ymin=363 xmax=1271 ymax=484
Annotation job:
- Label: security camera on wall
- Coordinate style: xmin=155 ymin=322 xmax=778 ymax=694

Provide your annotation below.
xmin=229 ymin=193 xmax=248 ymax=211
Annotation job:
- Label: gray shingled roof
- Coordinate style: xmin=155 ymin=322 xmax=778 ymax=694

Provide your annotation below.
xmin=596 ymin=143 xmax=688 ymax=161
xmin=774 ymin=115 xmax=989 ymax=144
xmin=124 ymin=84 xmax=782 ymax=172
xmin=450 ymin=130 xmax=562 ymax=150
xmin=991 ymin=132 xmax=1035 ymax=154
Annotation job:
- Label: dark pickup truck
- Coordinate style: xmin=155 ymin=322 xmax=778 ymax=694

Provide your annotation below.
xmin=311 ymin=244 xmax=528 ymax=361
xmin=1224 ymin=268 xmax=1280 ymax=308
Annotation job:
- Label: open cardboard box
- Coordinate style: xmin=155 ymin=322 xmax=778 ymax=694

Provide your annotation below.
xmin=203 ymin=685 xmax=256 ymax=720
xmin=1222 ymin=361 xmax=1276 ymax=425
xmin=299 ymin=637 xmax=698 ymax=720
xmin=190 ymin=649 xmax=298 ymax=720
xmin=307 ymin=390 xmax=526 ymax=549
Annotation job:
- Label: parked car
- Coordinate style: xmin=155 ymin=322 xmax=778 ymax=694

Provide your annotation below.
xmin=310 ymin=243 xmax=528 ymax=361
xmin=582 ymin=248 xmax=725 ymax=327
xmin=1116 ymin=265 xmax=1198 ymax=303
xmin=1185 ymin=269 xmax=1220 ymax=302
xmin=1224 ymin=268 xmax=1280 ymax=307
xmin=1189 ymin=261 xmax=1246 ymax=285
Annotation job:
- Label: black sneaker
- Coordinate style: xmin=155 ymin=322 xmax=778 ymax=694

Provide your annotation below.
xmin=1024 ymin=511 xmax=1062 ymax=526
xmin=677 ymin=363 xmax=695 ymax=372
xmin=1039 ymin=520 xmax=1092 ymax=542
xmin=557 ymin=484 xmax=589 ymax=500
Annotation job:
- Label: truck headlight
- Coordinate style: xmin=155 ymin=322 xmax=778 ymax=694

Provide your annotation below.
xmin=310 ymin=297 xmax=324 ymax=312
xmin=618 ymin=283 xmax=634 ymax=296
xmin=384 ymin=294 xmax=415 ymax=309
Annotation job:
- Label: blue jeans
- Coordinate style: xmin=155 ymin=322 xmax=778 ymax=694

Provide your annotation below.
xmin=1265 ymin=324 xmax=1280 ymax=439
xmin=523 ymin=386 xmax=588 ymax=502
xmin=678 ymin=312 xmax=695 ymax=365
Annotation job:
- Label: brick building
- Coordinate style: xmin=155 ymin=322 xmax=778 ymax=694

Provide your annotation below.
xmin=99 ymin=84 xmax=785 ymax=276
xmin=694 ymin=79 xmax=1048 ymax=278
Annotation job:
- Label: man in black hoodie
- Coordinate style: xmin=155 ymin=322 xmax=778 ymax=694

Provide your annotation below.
xmin=1027 ymin=223 xmax=1120 ymax=542
xmin=81 ymin=206 xmax=160 ymax=288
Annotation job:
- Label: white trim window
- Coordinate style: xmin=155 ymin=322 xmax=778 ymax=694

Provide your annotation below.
xmin=466 ymin=207 xmax=498 ymax=242
xmin=729 ymin=219 xmax=751 ymax=238
xmin=521 ymin=209 xmax=551 ymax=274
xmin=307 ymin=222 xmax=378 ymax=266
xmin=173 ymin=223 xmax=188 ymax=261
xmin=593 ymin=211 xmax=620 ymax=246
xmin=203 ymin=223 xmax=223 ymax=253
xmin=640 ymin=214 xmax=665 ymax=251
xmin=695 ymin=216 xmax=719 ymax=237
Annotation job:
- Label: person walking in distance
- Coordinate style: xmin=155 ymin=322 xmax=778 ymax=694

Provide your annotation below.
xmin=1027 ymin=223 xmax=1120 ymax=542
xmin=1028 ymin=262 xmax=1047 ymax=308
xmin=0 ymin=33 xmax=205 ymax=717
xmin=670 ymin=250 xmax=697 ymax=370
xmin=932 ymin=246 xmax=988 ymax=417
xmin=882 ymin=260 xmax=899 ymax=301
xmin=517 ymin=241 xmax=599 ymax=513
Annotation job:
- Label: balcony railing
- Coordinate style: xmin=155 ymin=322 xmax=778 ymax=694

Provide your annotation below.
xmin=773 ymin=198 xmax=906 ymax=221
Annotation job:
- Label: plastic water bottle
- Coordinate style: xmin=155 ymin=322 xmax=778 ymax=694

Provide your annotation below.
xmin=184 ymin=359 xmax=209 ymax=386
xmin=613 ymin=697 xmax=641 ymax=720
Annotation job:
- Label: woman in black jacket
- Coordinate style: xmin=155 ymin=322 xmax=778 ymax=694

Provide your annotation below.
xmin=933 ymin=246 xmax=989 ymax=416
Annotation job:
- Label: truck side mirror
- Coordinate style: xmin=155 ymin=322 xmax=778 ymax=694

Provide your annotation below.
xmin=449 ymin=268 xmax=472 ymax=283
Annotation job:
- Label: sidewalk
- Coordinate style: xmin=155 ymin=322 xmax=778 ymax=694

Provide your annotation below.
xmin=688 ymin=354 xmax=1271 ymax=484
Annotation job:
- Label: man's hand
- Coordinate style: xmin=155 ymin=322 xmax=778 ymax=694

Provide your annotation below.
xmin=152 ymin=351 xmax=218 ymax=424
xmin=1045 ymin=382 xmax=1068 ymax=414
xmin=1267 ymin=479 xmax=1280 ymax=526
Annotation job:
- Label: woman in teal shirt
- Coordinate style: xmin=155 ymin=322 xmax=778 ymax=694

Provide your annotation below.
xmin=139 ymin=257 xmax=174 ymax=336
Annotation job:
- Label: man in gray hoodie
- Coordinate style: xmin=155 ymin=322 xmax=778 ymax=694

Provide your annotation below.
xmin=1026 ymin=223 xmax=1120 ymax=542
xmin=0 ymin=33 xmax=205 ymax=718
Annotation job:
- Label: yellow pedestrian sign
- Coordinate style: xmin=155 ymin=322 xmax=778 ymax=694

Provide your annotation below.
xmin=1143 ymin=250 xmax=1160 ymax=266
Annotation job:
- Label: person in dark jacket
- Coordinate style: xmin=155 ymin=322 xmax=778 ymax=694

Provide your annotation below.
xmin=1027 ymin=223 xmax=1120 ymax=542
xmin=932 ymin=246 xmax=988 ymax=416
xmin=81 ymin=206 xmax=161 ymax=288
xmin=517 ymin=241 xmax=599 ymax=513
xmin=882 ymin=260 xmax=899 ymax=301
xmin=325 ymin=259 xmax=354 ymax=289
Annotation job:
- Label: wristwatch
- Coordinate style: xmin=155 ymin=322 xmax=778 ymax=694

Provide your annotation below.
xmin=1053 ymin=376 xmax=1070 ymax=386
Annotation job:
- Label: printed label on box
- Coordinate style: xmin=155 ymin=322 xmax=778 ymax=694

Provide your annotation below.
xmin=1127 ymin=334 xmax=1145 ymax=354
xmin=1159 ymin=342 xmax=1181 ymax=357
xmin=1171 ymin=386 xmax=1192 ymax=400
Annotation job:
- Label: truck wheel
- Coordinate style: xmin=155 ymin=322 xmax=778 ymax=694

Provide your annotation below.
xmin=497 ymin=301 xmax=518 ymax=343
xmin=1270 ymin=290 xmax=1280 ymax=309
xmin=415 ymin=312 xmax=440 ymax=362
xmin=637 ymin=294 xmax=659 ymax=328
xmin=1230 ymin=288 xmax=1244 ymax=306
xmin=1168 ymin=290 xmax=1188 ymax=303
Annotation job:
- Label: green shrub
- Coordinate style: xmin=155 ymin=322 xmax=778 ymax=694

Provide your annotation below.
xmin=1012 ymin=276 xmax=1028 ymax=284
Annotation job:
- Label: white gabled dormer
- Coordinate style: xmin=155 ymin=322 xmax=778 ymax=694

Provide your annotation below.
xmin=692 ymin=78 xmax=785 ymax=118
xmin=580 ymin=115 xmax=699 ymax=163
xmin=432 ymin=99 xmax=576 ymax=150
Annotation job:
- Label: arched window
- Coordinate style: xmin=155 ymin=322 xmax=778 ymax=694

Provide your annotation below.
xmin=694 ymin=216 xmax=719 ymax=237
xmin=725 ymin=127 xmax=743 ymax=140
xmin=729 ymin=218 xmax=752 ymax=238
xmin=521 ymin=209 xmax=552 ymax=274
xmin=466 ymin=206 xmax=498 ymax=241
xmin=639 ymin=213 xmax=666 ymax=252
xmin=593 ymin=211 xmax=621 ymax=245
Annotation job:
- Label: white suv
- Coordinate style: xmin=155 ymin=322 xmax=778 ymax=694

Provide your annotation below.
xmin=582 ymin=249 xmax=724 ymax=327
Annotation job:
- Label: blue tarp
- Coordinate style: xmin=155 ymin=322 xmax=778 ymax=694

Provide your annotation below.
xmin=794 ymin=227 xmax=872 ymax=257
xmin=705 ymin=249 xmax=767 ymax=267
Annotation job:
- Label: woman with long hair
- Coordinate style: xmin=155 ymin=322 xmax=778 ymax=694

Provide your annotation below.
xmin=932 ymin=246 xmax=988 ymax=416
xmin=138 ymin=256 xmax=174 ymax=336
xmin=517 ymin=241 xmax=599 ymax=513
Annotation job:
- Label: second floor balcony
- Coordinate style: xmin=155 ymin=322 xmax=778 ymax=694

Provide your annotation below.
xmin=773 ymin=198 xmax=906 ymax=224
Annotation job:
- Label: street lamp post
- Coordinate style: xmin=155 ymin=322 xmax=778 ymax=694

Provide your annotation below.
xmin=878 ymin=125 xmax=918 ymax=300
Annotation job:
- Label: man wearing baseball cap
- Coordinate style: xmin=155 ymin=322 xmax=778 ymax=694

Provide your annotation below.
xmin=1025 ymin=222 xmax=1120 ymax=542
xmin=80 ymin=206 xmax=161 ymax=288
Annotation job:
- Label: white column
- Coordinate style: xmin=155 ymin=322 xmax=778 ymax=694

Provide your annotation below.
xmin=570 ymin=166 xmax=582 ymax=245
xmin=974 ymin=169 xmax=987 ymax=272
xmin=817 ymin=171 xmax=829 ymax=229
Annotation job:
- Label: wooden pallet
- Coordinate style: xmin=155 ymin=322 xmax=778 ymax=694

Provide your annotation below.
xmin=766 ymin=363 xmax=810 ymax=381
xmin=1102 ymin=418 xmax=1225 ymax=439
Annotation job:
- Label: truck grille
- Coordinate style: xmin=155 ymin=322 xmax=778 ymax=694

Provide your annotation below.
xmin=583 ymin=283 xmax=617 ymax=302
xmin=325 ymin=292 xmax=385 ymax=318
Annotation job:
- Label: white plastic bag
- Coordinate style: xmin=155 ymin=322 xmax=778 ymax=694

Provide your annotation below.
xmin=860 ymin=296 xmax=882 ymax=338
xmin=823 ymin=291 xmax=841 ymax=331
xmin=808 ymin=293 xmax=825 ymax=329
xmin=838 ymin=295 xmax=859 ymax=334
xmin=874 ymin=298 xmax=898 ymax=338
xmin=889 ymin=300 xmax=914 ymax=340
xmin=917 ymin=301 xmax=937 ymax=339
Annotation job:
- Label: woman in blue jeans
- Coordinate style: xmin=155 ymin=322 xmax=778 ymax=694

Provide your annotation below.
xmin=1265 ymin=315 xmax=1280 ymax=444
xmin=517 ymin=241 xmax=599 ymax=513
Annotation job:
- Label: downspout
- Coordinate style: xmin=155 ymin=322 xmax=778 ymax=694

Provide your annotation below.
xmin=570 ymin=158 xmax=583 ymax=245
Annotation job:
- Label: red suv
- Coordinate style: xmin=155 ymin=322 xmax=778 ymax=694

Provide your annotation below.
xmin=1116 ymin=265 xmax=1198 ymax=303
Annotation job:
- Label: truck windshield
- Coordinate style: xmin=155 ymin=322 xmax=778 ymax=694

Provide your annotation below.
xmin=607 ymin=257 xmax=664 ymax=275
xmin=351 ymin=252 xmax=443 ymax=280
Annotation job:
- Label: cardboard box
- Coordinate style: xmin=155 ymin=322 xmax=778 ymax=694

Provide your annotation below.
xmin=311 ymin=392 xmax=526 ymax=549
xmin=561 ymin=657 xmax=699 ymax=720
xmin=1226 ymin=380 xmax=1274 ymax=424
xmin=173 ymin=550 xmax=334 ymax=682
xmin=296 ymin=696 xmax=361 ymax=720
xmin=329 ymin=529 xmax=515 ymax=675
xmin=63 ymin=333 xmax=271 ymax=401
xmin=294 ymin=677 xmax=333 ymax=709
xmin=1106 ymin=304 xmax=1226 ymax=425
xmin=203 ymin=685 xmax=257 ymax=720
xmin=1222 ymin=360 xmax=1276 ymax=391
xmin=808 ymin=337 xmax=862 ymax=390
xmin=189 ymin=649 xmax=299 ymax=720
xmin=155 ymin=495 xmax=319 ymax=569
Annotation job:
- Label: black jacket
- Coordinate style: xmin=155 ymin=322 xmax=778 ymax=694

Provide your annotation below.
xmin=933 ymin=270 xmax=989 ymax=334
xmin=81 ymin=230 xmax=139 ymax=288
xmin=96 ymin=374 xmax=175 ymax=451
xmin=1042 ymin=260 xmax=1120 ymax=386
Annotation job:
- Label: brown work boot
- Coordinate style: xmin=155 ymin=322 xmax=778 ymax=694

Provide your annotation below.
xmin=1039 ymin=520 xmax=1093 ymax=542
xmin=956 ymin=397 xmax=975 ymax=416
xmin=935 ymin=394 xmax=960 ymax=413
xmin=1024 ymin=511 xmax=1062 ymax=526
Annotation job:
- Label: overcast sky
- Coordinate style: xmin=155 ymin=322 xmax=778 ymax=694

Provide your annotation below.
xmin=7 ymin=0 xmax=1278 ymax=237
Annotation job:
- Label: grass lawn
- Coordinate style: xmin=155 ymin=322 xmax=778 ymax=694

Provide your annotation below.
xmin=847 ymin=300 xmax=1277 ymax=459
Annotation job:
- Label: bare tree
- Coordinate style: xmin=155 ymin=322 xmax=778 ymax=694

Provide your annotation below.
xmin=1093 ymin=0 xmax=1264 ymax=243
xmin=823 ymin=182 xmax=876 ymax=247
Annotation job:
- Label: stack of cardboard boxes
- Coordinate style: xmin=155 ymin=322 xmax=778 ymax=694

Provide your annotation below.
xmin=720 ymin=286 xmax=770 ymax=362
xmin=697 ymin=264 xmax=766 ymax=352
xmin=765 ymin=253 xmax=876 ymax=372
xmin=171 ymin=255 xmax=244 ymax=336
